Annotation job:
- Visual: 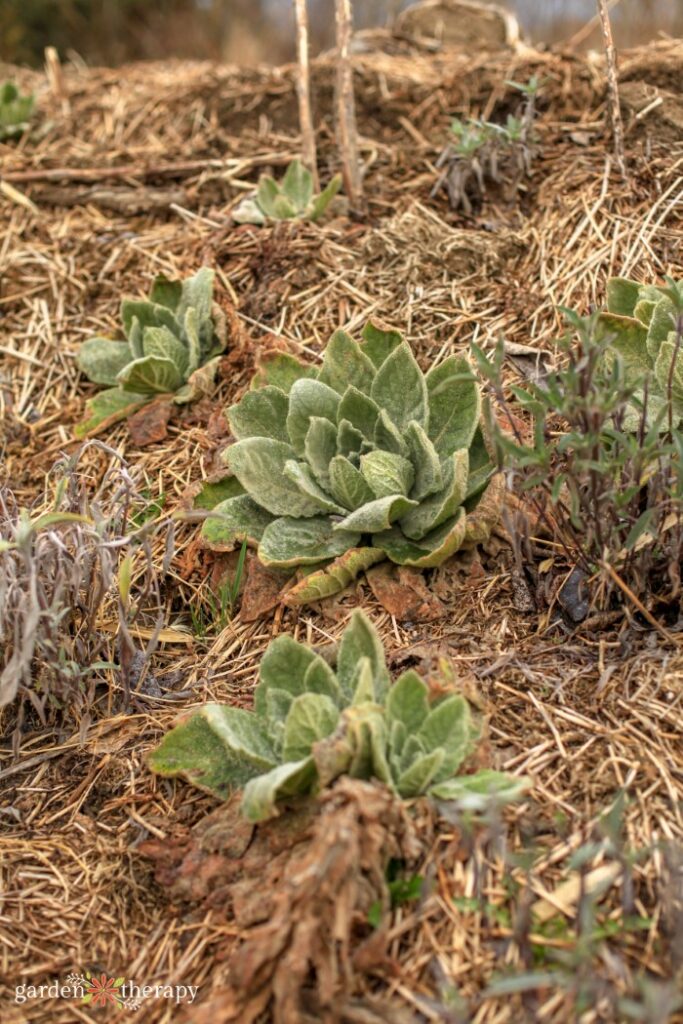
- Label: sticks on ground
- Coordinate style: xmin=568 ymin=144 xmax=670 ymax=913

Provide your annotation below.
xmin=334 ymin=0 xmax=363 ymax=209
xmin=596 ymin=0 xmax=626 ymax=178
xmin=293 ymin=0 xmax=319 ymax=190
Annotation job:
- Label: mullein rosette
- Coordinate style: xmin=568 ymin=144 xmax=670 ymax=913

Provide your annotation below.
xmin=75 ymin=268 xmax=227 ymax=436
xmin=202 ymin=322 xmax=503 ymax=604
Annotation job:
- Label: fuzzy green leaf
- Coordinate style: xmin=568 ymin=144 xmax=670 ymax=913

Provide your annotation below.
xmin=430 ymin=770 xmax=530 ymax=807
xmin=399 ymin=448 xmax=468 ymax=540
xmin=336 ymin=386 xmax=380 ymax=439
xmin=328 ymin=455 xmax=376 ymax=510
xmin=281 ymin=158 xmax=314 ymax=210
xmin=286 ymin=379 xmax=340 ymax=455
xmin=241 ymin=757 xmax=317 ymax=821
xmin=337 ymin=610 xmax=390 ymax=702
xmin=396 ymin=749 xmax=445 ymax=797
xmin=77 ymin=338 xmax=133 ymax=386
xmin=117 ymin=355 xmax=183 ymax=395
xmin=305 ymin=417 xmax=339 ymax=489
xmin=193 ymin=475 xmax=245 ymax=511
xmin=335 ymin=494 xmax=418 ymax=534
xmin=360 ymin=450 xmax=415 ymax=499
xmin=597 ymin=313 xmax=651 ymax=384
xmin=426 ymin=356 xmax=481 ymax=457
xmin=405 ymin=420 xmax=443 ymax=500
xmin=150 ymin=275 xmax=182 ymax=310
xmin=142 ymin=325 xmax=190 ymax=377
xmin=385 ymin=670 xmax=430 ymax=735
xmin=654 ymin=333 xmax=683 ymax=410
xmin=309 ymin=173 xmax=342 ymax=220
xmin=201 ymin=703 xmax=278 ymax=771
xmin=371 ymin=341 xmax=429 ymax=432
xmin=646 ymin=297 xmax=677 ymax=361
xmin=249 ymin=350 xmax=317 ymax=393
xmin=228 ymin=386 xmax=290 ymax=442
xmin=283 ymin=693 xmax=340 ymax=762
xmin=283 ymin=460 xmax=346 ymax=514
xmin=318 ymin=330 xmax=376 ymax=395
xmin=418 ymin=694 xmax=473 ymax=780
xmin=360 ymin=321 xmax=404 ymax=369
xmin=606 ymin=277 xmax=641 ymax=316
xmin=121 ymin=299 xmax=179 ymax=339
xmin=336 ymin=419 xmax=366 ymax=458
xmin=259 ymin=515 xmax=360 ymax=567
xmin=255 ymin=635 xmax=319 ymax=713
xmin=375 ymin=507 xmax=467 ymax=567
xmin=200 ymin=495 xmax=275 ymax=550
xmin=225 ymin=438 xmax=325 ymax=517
xmin=75 ymin=388 xmax=148 ymax=438
xmin=374 ymin=408 xmax=410 ymax=457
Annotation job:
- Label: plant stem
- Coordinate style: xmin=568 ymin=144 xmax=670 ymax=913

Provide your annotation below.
xmin=293 ymin=0 xmax=319 ymax=190
xmin=596 ymin=0 xmax=626 ymax=178
xmin=334 ymin=0 xmax=363 ymax=209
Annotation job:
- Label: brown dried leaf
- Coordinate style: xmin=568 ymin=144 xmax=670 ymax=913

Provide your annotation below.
xmin=126 ymin=397 xmax=173 ymax=446
xmin=366 ymin=563 xmax=445 ymax=622
xmin=240 ymin=553 xmax=291 ymax=622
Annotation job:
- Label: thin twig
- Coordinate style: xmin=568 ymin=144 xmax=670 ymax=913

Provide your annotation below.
xmin=601 ymin=562 xmax=677 ymax=643
xmin=596 ymin=0 xmax=627 ymax=178
xmin=293 ymin=0 xmax=319 ymax=190
xmin=334 ymin=0 xmax=363 ymax=208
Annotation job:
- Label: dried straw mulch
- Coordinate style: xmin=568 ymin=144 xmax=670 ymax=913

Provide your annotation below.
xmin=1 ymin=32 xmax=683 ymax=1024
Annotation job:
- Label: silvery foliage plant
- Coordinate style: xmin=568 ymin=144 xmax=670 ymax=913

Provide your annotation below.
xmin=598 ymin=276 xmax=683 ymax=429
xmin=149 ymin=610 xmax=527 ymax=821
xmin=232 ymin=158 xmax=342 ymax=225
xmin=0 ymin=81 xmax=35 ymax=140
xmin=202 ymin=322 xmax=500 ymax=604
xmin=75 ymin=268 xmax=227 ymax=436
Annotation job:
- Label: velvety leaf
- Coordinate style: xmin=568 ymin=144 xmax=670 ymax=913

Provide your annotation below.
xmin=201 ymin=495 xmax=275 ymax=550
xmin=225 ymin=438 xmax=324 ymax=517
xmin=375 ymin=507 xmax=467 ymax=567
xmin=463 ymin=474 xmax=504 ymax=547
xmin=418 ymin=694 xmax=473 ymax=780
xmin=399 ymin=448 xmax=468 ymax=540
xmin=336 ymin=386 xmax=380 ymax=439
xmin=654 ymin=333 xmax=683 ymax=408
xmin=241 ymin=757 xmax=317 ymax=821
xmin=634 ymin=299 xmax=656 ymax=326
xmin=360 ymin=450 xmax=415 ymax=499
xmin=150 ymin=274 xmax=182 ymax=311
xmin=405 ymin=420 xmax=443 ymax=501
xmin=283 ymin=547 xmax=385 ymax=606
xmin=232 ymin=196 xmax=267 ymax=225
xmin=142 ymin=325 xmax=189 ymax=378
xmin=385 ymin=670 xmax=430 ymax=735
xmin=254 ymin=174 xmax=280 ymax=217
xmin=303 ymin=658 xmax=342 ymax=704
xmin=228 ymin=385 xmax=290 ymax=442
xmin=318 ymin=330 xmax=375 ymax=395
xmin=286 ymin=378 xmax=340 ymax=454
xmin=426 ymin=355 xmax=480 ymax=457
xmin=430 ymin=769 xmax=530 ymax=807
xmin=335 ymin=494 xmax=418 ymax=534
xmin=337 ymin=609 xmax=390 ymax=702
xmin=255 ymin=635 xmax=319 ymax=714
xmin=74 ymin=388 xmax=148 ymax=438
xmin=606 ymin=276 xmax=641 ymax=316
xmin=371 ymin=341 xmax=428 ymax=431
xmin=281 ymin=159 xmax=314 ymax=211
xmin=183 ymin=306 xmax=201 ymax=372
xmin=466 ymin=426 xmax=494 ymax=500
xmin=349 ymin=657 xmax=376 ymax=705
xmin=597 ymin=313 xmax=652 ymax=383
xmin=396 ymin=748 xmax=445 ymax=797
xmin=193 ymin=475 xmax=245 ymax=511
xmin=360 ymin=321 xmax=403 ymax=369
xmin=128 ymin=317 xmax=144 ymax=359
xmin=77 ymin=338 xmax=133 ymax=386
xmin=265 ymin=687 xmax=295 ymax=726
xmin=305 ymin=416 xmax=338 ymax=489
xmin=178 ymin=267 xmax=214 ymax=326
xmin=646 ymin=297 xmax=677 ymax=361
xmin=249 ymin=350 xmax=317 ymax=393
xmin=117 ymin=354 xmax=183 ymax=395
xmin=173 ymin=356 xmax=220 ymax=405
xmin=148 ymin=712 xmax=258 ymax=800
xmin=309 ymin=174 xmax=342 ymax=220
xmin=336 ymin=418 xmax=366 ymax=458
xmin=283 ymin=460 xmax=346 ymax=514
xmin=374 ymin=408 xmax=410 ymax=457
xmin=201 ymin=703 xmax=278 ymax=771
xmin=121 ymin=299 xmax=179 ymax=339
xmin=259 ymin=515 xmax=360 ymax=567
xmin=282 ymin=692 xmax=340 ymax=762
xmin=328 ymin=455 xmax=377 ymax=510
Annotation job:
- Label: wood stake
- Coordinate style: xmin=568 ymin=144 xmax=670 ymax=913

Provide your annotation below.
xmin=596 ymin=0 xmax=626 ymax=178
xmin=293 ymin=0 xmax=319 ymax=190
xmin=334 ymin=0 xmax=363 ymax=209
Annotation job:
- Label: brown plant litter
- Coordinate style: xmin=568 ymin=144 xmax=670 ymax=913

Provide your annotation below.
xmin=1 ymin=28 xmax=683 ymax=1024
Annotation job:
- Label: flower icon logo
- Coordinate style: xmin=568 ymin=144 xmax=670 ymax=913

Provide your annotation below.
xmin=82 ymin=972 xmax=125 ymax=1009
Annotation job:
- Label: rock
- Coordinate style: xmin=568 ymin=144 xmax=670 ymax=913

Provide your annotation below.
xmin=395 ymin=0 xmax=519 ymax=50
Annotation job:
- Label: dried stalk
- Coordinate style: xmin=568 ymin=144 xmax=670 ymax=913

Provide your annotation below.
xmin=293 ymin=0 xmax=319 ymax=190
xmin=596 ymin=0 xmax=626 ymax=178
xmin=334 ymin=0 xmax=363 ymax=208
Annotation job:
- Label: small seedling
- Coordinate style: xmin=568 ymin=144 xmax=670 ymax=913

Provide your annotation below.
xmin=232 ymin=158 xmax=342 ymax=225
xmin=0 ymin=81 xmax=35 ymax=141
